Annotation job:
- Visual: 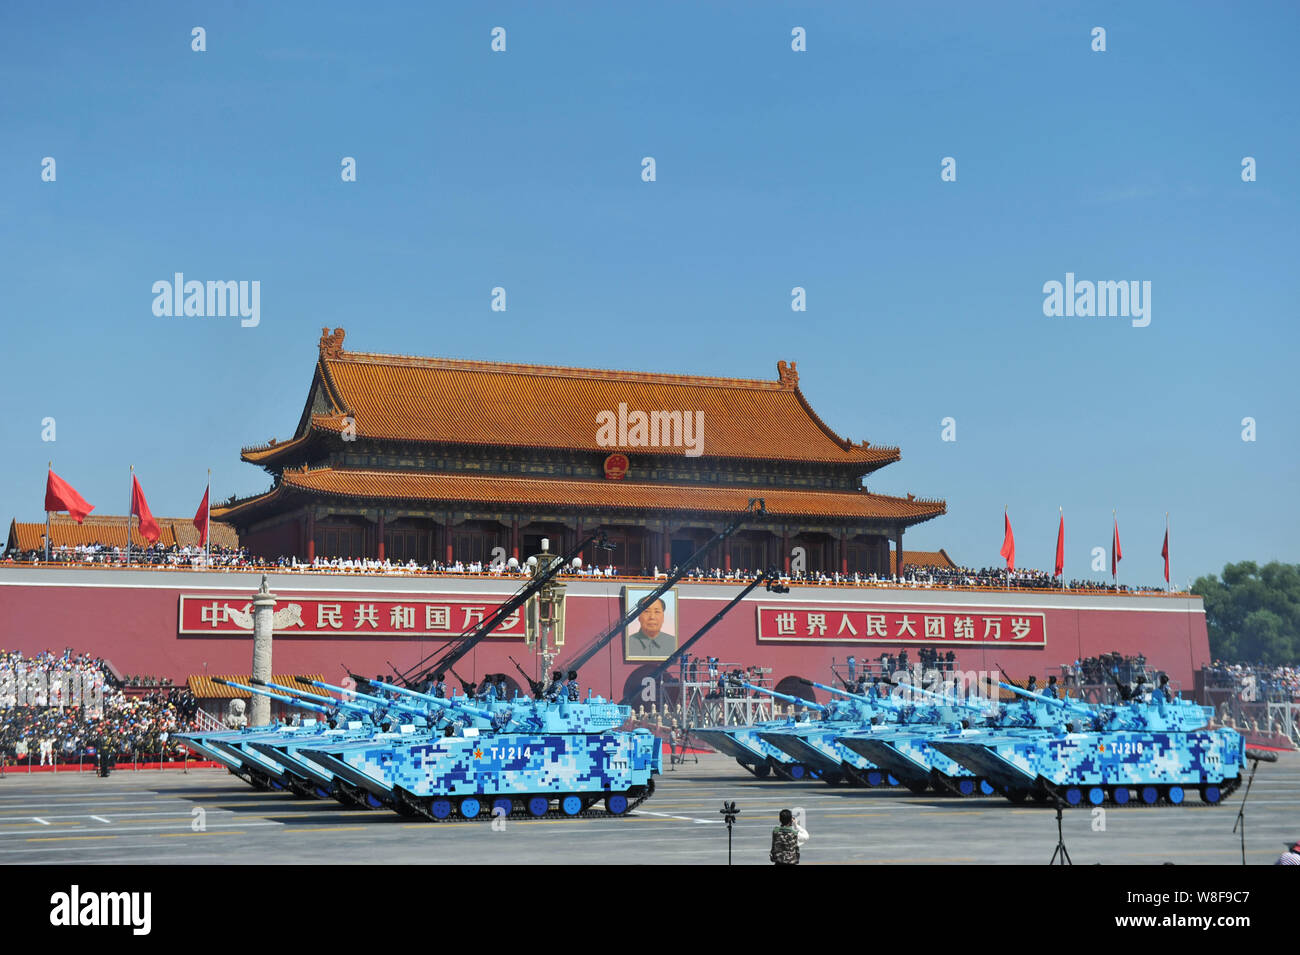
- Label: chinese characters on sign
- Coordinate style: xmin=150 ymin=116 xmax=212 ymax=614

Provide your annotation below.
xmin=756 ymin=606 xmax=1046 ymax=647
xmin=179 ymin=595 xmax=526 ymax=638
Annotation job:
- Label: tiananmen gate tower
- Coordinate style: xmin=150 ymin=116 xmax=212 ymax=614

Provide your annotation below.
xmin=0 ymin=328 xmax=1211 ymax=704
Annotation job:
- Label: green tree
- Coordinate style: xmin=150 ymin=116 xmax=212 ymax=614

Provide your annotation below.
xmin=1194 ymin=561 xmax=1300 ymax=664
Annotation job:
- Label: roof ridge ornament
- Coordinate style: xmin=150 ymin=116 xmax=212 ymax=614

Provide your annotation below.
xmin=776 ymin=360 xmax=799 ymax=389
xmin=319 ymin=326 xmax=346 ymax=359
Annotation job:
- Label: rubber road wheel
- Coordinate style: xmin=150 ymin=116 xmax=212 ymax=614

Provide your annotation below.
xmin=1166 ymin=786 xmax=1184 ymax=805
xmin=605 ymin=794 xmax=629 ymax=815
xmin=979 ymin=780 xmax=995 ymax=796
xmin=866 ymin=771 xmax=883 ymax=787
xmin=560 ymin=795 xmax=582 ymax=816
xmin=1110 ymin=787 xmax=1130 ymax=806
xmin=957 ymin=779 xmax=975 ymax=796
xmin=459 ymin=797 xmax=481 ymax=819
xmin=1200 ymin=785 xmax=1222 ymax=805
xmin=1087 ymin=787 xmax=1105 ymax=806
xmin=492 ymin=797 xmax=514 ymax=818
xmin=430 ymin=798 xmax=452 ymax=819
xmin=788 ymin=764 xmax=806 ymax=780
xmin=1064 ymin=787 xmax=1083 ymax=806
xmin=527 ymin=796 xmax=549 ymax=817
xmin=1140 ymin=786 xmax=1159 ymax=805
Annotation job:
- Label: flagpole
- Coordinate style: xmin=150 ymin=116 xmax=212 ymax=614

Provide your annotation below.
xmin=1112 ymin=507 xmax=1117 ymax=592
xmin=127 ymin=465 xmax=133 ymax=567
xmin=1166 ymin=511 xmax=1171 ymax=594
xmin=45 ymin=461 xmax=52 ymax=562
xmin=205 ymin=469 xmax=211 ymax=569
xmin=1059 ymin=506 xmax=1064 ymax=593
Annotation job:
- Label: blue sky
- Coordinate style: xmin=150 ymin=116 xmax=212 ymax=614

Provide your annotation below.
xmin=2 ymin=1 xmax=1296 ymax=586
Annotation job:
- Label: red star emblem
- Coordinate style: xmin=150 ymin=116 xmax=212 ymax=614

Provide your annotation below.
xmin=474 ymin=748 xmax=483 ymax=759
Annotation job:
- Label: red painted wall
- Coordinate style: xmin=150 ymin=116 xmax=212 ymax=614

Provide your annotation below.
xmin=0 ymin=569 xmax=1209 ymax=701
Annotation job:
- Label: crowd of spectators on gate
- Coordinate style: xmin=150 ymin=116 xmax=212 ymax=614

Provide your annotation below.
xmin=4 ymin=540 xmax=1176 ymax=593
xmin=0 ymin=648 xmax=201 ymax=765
xmin=7 ymin=541 xmax=254 ymax=569
xmin=1201 ymin=661 xmax=1300 ymax=703
xmin=675 ymin=562 xmax=1170 ymax=594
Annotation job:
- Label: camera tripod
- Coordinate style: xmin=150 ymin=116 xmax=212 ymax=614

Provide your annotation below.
xmin=1049 ymin=797 xmax=1072 ymax=865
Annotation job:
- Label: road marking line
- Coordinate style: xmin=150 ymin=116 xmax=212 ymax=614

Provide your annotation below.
xmin=90 ymin=816 xmax=110 ymax=824
xmin=32 ymin=818 xmax=49 ymax=826
xmin=27 ymin=835 xmax=118 ymax=843
xmin=158 ymin=831 xmax=246 ymax=838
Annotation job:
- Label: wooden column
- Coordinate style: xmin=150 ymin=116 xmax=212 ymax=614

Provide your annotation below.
xmin=840 ymin=530 xmax=848 ymax=575
xmin=894 ymin=525 xmax=904 ymax=580
xmin=662 ymin=520 xmax=671 ymax=571
xmin=781 ymin=529 xmax=790 ymax=574
xmin=445 ymin=511 xmax=453 ymax=564
xmin=376 ymin=510 xmax=386 ymax=561
xmin=511 ymin=517 xmax=520 ymax=560
xmin=305 ymin=510 xmax=315 ymax=562
xmin=724 ymin=536 xmax=731 ymax=572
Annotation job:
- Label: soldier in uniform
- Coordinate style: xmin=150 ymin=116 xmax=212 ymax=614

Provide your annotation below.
xmin=1025 ymin=675 xmax=1038 ymax=694
xmin=1153 ymin=674 xmax=1172 ymax=703
xmin=497 ymin=676 xmax=509 ymax=701
xmin=434 ymin=673 xmax=447 ymax=698
xmin=1043 ymin=675 xmax=1060 ymax=699
xmin=545 ymin=671 xmax=565 ymax=702
xmin=476 ymin=678 xmax=498 ymax=703
xmin=566 ymin=670 xmax=580 ymax=702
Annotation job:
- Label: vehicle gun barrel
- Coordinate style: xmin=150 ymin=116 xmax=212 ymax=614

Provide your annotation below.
xmin=736 ymin=680 xmax=828 ymax=713
xmin=252 ymin=679 xmax=369 ymax=713
xmin=998 ymin=682 xmax=1095 ymax=715
xmin=213 ymin=678 xmax=333 ymax=717
xmin=801 ymin=679 xmax=903 ymax=710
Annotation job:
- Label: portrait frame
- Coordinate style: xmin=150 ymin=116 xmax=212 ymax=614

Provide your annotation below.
xmin=623 ymin=586 xmax=679 ymax=661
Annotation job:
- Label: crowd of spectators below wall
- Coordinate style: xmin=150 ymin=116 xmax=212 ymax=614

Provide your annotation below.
xmin=4 ymin=544 xmax=1174 ymax=593
xmin=1 ymin=649 xmax=200 ymax=764
xmin=1201 ymin=661 xmax=1300 ymax=703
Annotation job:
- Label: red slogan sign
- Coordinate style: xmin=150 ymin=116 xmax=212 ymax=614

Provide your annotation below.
xmin=179 ymin=594 xmax=525 ymax=638
xmin=756 ymin=606 xmax=1046 ymax=647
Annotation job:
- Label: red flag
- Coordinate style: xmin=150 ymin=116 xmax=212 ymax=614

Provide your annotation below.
xmin=193 ymin=485 xmax=210 ymax=546
xmin=1112 ymin=518 xmax=1123 ymax=577
xmin=130 ymin=474 xmax=161 ymax=543
xmin=1054 ymin=513 xmax=1065 ymax=577
xmin=44 ymin=469 xmax=94 ymax=523
xmin=999 ymin=512 xmax=1015 ymax=570
xmin=1161 ymin=527 xmax=1170 ymax=583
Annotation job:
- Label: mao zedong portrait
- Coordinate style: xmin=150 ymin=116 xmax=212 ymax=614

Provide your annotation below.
xmin=627 ymin=597 xmax=677 ymax=659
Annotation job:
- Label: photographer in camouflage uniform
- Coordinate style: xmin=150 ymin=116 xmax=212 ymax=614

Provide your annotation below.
xmin=770 ymin=809 xmax=805 ymax=865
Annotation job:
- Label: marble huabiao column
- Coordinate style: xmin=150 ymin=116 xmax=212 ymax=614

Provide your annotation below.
xmin=249 ymin=575 xmax=277 ymax=727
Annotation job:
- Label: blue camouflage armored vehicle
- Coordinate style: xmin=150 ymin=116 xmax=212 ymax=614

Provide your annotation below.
xmin=694 ymin=680 xmax=904 ymax=786
xmin=930 ymin=682 xmax=1246 ymax=807
xmin=786 ymin=680 xmax=996 ymax=796
xmin=176 ymin=678 xmax=435 ymax=805
xmin=302 ymin=679 xmax=662 ymax=820
xmin=745 ymin=681 xmax=902 ymax=787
